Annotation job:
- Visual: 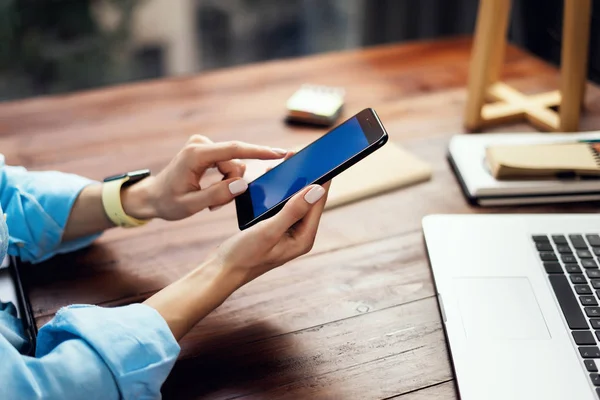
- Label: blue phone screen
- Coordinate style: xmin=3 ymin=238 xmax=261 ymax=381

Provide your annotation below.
xmin=249 ymin=116 xmax=369 ymax=217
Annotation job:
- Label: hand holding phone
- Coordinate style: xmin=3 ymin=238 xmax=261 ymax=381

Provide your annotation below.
xmin=235 ymin=108 xmax=388 ymax=230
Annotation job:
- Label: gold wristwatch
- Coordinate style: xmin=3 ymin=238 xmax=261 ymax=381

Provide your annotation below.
xmin=102 ymin=169 xmax=151 ymax=228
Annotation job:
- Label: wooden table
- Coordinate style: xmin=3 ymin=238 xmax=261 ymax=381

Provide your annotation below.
xmin=1 ymin=37 xmax=599 ymax=399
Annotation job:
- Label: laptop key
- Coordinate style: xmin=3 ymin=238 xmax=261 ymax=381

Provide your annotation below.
xmin=580 ymin=347 xmax=600 ymax=358
xmin=544 ymin=262 xmax=563 ymax=274
xmin=579 ymin=250 xmax=594 ymax=259
xmin=556 ymin=245 xmax=573 ymax=254
xmin=591 ymin=374 xmax=600 ymax=386
xmin=533 ymin=235 xmax=550 ymax=243
xmin=586 ymin=307 xmax=600 ymax=317
xmin=589 ymin=270 xmax=600 ymax=279
xmin=538 ymin=252 xmax=558 ymax=261
xmin=586 ymin=360 xmax=599 ymax=372
xmin=536 ymin=242 xmax=553 ymax=251
xmin=562 ymin=254 xmax=578 ymax=263
xmin=565 ymin=263 xmax=582 ymax=274
xmin=553 ymin=235 xmax=568 ymax=244
xmin=595 ymin=331 xmax=600 ymax=341
xmin=594 ymin=248 xmax=600 ymax=257
xmin=577 ymin=285 xmax=593 ymax=295
xmin=583 ymin=259 xmax=599 ymax=269
xmin=581 ymin=296 xmax=599 ymax=306
xmin=571 ymin=235 xmax=589 ymax=249
xmin=574 ymin=331 xmax=596 ymax=345
xmin=592 ymin=320 xmax=600 ymax=329
xmin=549 ymin=275 xmax=589 ymax=329
xmin=572 ymin=275 xmax=587 ymax=284
xmin=587 ymin=235 xmax=600 ymax=247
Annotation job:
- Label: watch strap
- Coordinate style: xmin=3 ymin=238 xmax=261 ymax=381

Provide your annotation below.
xmin=102 ymin=176 xmax=149 ymax=228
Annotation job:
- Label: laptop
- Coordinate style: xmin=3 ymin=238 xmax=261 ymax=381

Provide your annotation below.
xmin=423 ymin=213 xmax=600 ymax=400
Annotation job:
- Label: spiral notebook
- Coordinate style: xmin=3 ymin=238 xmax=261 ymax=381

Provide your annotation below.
xmin=449 ymin=132 xmax=600 ymax=206
xmin=486 ymin=141 xmax=600 ymax=179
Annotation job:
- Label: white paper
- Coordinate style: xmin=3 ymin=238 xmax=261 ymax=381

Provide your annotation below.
xmin=449 ymin=131 xmax=600 ymax=198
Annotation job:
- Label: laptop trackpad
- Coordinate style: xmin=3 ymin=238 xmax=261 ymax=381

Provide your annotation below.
xmin=455 ymin=277 xmax=550 ymax=340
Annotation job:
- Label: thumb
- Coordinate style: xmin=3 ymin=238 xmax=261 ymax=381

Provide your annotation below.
xmin=258 ymin=185 xmax=325 ymax=237
xmin=183 ymin=178 xmax=248 ymax=213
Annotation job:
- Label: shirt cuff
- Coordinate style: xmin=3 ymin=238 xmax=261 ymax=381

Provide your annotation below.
xmin=4 ymin=170 xmax=100 ymax=263
xmin=36 ymin=304 xmax=180 ymax=399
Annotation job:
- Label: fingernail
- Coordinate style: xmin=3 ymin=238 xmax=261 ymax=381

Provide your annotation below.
xmin=228 ymin=179 xmax=248 ymax=195
xmin=271 ymin=148 xmax=288 ymax=155
xmin=304 ymin=185 xmax=325 ymax=204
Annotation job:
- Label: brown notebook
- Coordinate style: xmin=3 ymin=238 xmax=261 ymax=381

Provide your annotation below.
xmin=324 ymin=142 xmax=431 ymax=209
xmin=486 ymin=142 xmax=600 ymax=179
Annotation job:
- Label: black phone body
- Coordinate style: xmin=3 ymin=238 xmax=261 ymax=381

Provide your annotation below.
xmin=0 ymin=256 xmax=37 ymax=355
xmin=235 ymin=108 xmax=388 ymax=230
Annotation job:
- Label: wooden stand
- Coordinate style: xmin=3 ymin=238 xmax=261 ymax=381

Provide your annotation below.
xmin=465 ymin=0 xmax=592 ymax=132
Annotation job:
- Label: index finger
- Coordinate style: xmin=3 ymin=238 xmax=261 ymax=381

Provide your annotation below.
xmin=195 ymin=141 xmax=287 ymax=167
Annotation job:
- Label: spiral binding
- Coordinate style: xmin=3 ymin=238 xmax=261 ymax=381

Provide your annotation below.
xmin=589 ymin=142 xmax=600 ymax=167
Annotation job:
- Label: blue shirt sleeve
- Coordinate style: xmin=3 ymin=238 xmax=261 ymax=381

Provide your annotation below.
xmin=0 ymin=155 xmax=101 ymax=263
xmin=0 ymin=304 xmax=180 ymax=399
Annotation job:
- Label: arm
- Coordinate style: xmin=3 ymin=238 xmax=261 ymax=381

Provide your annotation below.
xmin=1 ymin=303 xmax=178 ymax=400
xmin=1 ymin=138 xmax=286 ymax=263
xmin=1 ymin=183 xmax=327 ymax=398
xmin=63 ymin=138 xmax=287 ymax=239
xmin=61 ymin=181 xmax=153 ymax=241
xmin=145 ymin=183 xmax=329 ymax=340
xmin=0 ymin=160 xmax=102 ymax=263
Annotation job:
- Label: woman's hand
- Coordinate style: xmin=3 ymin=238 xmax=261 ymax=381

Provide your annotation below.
xmin=143 ymin=182 xmax=330 ymax=340
xmin=62 ymin=135 xmax=289 ymax=244
xmin=122 ymin=135 xmax=288 ymax=221
xmin=215 ymin=181 xmax=330 ymax=284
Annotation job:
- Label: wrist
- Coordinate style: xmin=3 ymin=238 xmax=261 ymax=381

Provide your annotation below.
xmin=121 ymin=177 xmax=159 ymax=220
xmin=144 ymin=256 xmax=244 ymax=340
xmin=187 ymin=255 xmax=246 ymax=296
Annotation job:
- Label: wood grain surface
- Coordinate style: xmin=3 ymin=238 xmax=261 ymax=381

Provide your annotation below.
xmin=1 ymin=37 xmax=599 ymax=399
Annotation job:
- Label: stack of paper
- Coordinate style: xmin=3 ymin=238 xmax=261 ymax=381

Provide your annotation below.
xmin=448 ymin=132 xmax=600 ymax=206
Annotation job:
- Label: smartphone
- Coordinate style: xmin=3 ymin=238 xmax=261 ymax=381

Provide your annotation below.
xmin=235 ymin=108 xmax=388 ymax=230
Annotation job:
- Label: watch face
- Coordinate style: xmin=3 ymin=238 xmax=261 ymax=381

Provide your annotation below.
xmin=104 ymin=169 xmax=151 ymax=183
xmin=127 ymin=169 xmax=152 ymax=183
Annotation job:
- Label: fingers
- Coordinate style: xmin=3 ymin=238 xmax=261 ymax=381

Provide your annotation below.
xmin=199 ymin=167 xmax=224 ymax=190
xmin=258 ymin=184 xmax=326 ymax=238
xmin=282 ymin=150 xmax=296 ymax=160
xmin=193 ymin=141 xmax=287 ymax=167
xmin=183 ymin=177 xmax=248 ymax=213
xmin=186 ymin=134 xmax=212 ymax=145
xmin=217 ymin=159 xmax=246 ymax=179
xmin=204 ymin=160 xmax=245 ymax=210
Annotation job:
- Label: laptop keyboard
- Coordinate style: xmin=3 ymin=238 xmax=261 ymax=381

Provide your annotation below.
xmin=534 ymin=234 xmax=600 ymax=397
